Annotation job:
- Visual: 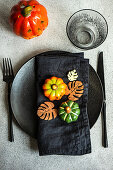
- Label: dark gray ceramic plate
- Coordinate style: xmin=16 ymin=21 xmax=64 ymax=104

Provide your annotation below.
xmin=10 ymin=51 xmax=103 ymax=138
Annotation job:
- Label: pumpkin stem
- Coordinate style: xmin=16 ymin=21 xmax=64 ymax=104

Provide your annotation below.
xmin=21 ymin=5 xmax=32 ymax=17
xmin=52 ymin=84 xmax=58 ymax=90
xmin=65 ymin=106 xmax=71 ymax=114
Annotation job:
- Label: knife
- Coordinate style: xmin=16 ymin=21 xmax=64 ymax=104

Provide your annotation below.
xmin=97 ymin=52 xmax=108 ymax=148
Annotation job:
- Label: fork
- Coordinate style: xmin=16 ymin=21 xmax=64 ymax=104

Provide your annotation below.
xmin=2 ymin=58 xmax=14 ymax=142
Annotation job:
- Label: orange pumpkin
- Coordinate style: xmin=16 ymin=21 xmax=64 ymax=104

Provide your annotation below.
xmin=9 ymin=0 xmax=48 ymax=39
xmin=43 ymin=77 xmax=67 ymax=101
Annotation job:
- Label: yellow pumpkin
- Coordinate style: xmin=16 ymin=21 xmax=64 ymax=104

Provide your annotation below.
xmin=42 ymin=77 xmax=67 ymax=101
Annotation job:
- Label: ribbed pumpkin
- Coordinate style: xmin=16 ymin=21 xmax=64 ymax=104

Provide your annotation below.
xmin=59 ymin=100 xmax=80 ymax=123
xmin=9 ymin=0 xmax=48 ymax=39
xmin=42 ymin=77 xmax=67 ymax=101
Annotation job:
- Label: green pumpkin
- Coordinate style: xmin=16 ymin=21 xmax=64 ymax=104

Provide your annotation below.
xmin=59 ymin=100 xmax=80 ymax=123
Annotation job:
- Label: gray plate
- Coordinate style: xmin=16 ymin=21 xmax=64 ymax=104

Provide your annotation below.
xmin=10 ymin=51 xmax=103 ymax=138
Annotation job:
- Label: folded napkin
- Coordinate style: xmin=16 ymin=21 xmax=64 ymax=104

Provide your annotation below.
xmin=35 ymin=51 xmax=91 ymax=155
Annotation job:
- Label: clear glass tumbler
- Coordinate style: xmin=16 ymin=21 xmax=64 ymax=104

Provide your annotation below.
xmin=66 ymin=9 xmax=108 ymax=50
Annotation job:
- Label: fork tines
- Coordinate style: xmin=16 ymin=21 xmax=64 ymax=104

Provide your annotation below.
xmin=3 ymin=58 xmax=14 ymax=77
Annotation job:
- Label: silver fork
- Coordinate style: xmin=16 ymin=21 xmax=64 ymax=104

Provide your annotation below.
xmin=2 ymin=58 xmax=14 ymax=142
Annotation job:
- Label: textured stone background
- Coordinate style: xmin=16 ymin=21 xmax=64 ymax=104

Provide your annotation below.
xmin=0 ymin=0 xmax=113 ymax=170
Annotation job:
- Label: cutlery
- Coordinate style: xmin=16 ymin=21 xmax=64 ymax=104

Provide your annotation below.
xmin=2 ymin=58 xmax=14 ymax=142
xmin=97 ymin=52 xmax=108 ymax=147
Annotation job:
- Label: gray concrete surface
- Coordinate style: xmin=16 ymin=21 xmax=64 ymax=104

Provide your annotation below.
xmin=0 ymin=0 xmax=113 ymax=170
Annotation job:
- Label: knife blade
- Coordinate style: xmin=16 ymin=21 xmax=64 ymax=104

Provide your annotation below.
xmin=97 ymin=52 xmax=108 ymax=147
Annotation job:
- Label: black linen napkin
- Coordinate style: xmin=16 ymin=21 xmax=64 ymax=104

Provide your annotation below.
xmin=35 ymin=51 xmax=91 ymax=155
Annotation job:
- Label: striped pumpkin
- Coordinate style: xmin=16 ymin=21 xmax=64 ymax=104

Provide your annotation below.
xmin=59 ymin=100 xmax=80 ymax=123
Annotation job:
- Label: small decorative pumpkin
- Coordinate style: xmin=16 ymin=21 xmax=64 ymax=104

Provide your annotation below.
xmin=37 ymin=102 xmax=57 ymax=120
xmin=59 ymin=100 xmax=80 ymax=123
xmin=9 ymin=0 xmax=48 ymax=39
xmin=43 ymin=77 xmax=67 ymax=101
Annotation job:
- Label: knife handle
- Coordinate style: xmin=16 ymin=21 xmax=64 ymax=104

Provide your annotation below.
xmin=102 ymin=101 xmax=108 ymax=147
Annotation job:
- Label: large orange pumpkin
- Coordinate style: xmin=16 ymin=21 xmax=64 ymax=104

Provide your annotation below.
xmin=9 ymin=0 xmax=48 ymax=39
